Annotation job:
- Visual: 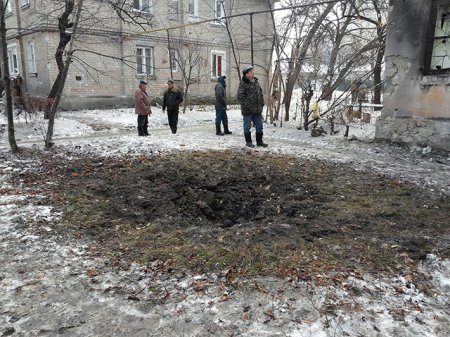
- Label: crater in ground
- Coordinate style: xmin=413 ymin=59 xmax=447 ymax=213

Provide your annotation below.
xmin=30 ymin=150 xmax=449 ymax=280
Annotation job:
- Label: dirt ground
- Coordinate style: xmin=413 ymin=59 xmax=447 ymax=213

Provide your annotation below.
xmin=2 ymin=109 xmax=450 ymax=336
xmin=15 ymin=149 xmax=449 ymax=285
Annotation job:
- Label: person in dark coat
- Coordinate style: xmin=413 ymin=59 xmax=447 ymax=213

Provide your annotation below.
xmin=135 ymin=80 xmax=152 ymax=136
xmin=237 ymin=66 xmax=268 ymax=147
xmin=162 ymin=79 xmax=183 ymax=134
xmin=214 ymin=75 xmax=232 ymax=136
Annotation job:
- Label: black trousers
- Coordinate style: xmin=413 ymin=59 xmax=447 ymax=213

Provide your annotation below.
xmin=167 ymin=110 xmax=179 ymax=134
xmin=137 ymin=115 xmax=148 ymax=135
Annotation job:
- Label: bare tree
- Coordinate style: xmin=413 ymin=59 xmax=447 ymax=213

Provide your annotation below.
xmin=0 ymin=0 xmax=18 ymax=152
xmin=170 ymin=31 xmax=208 ymax=114
xmin=348 ymin=0 xmax=388 ymax=108
xmin=45 ymin=0 xmax=75 ymax=119
xmin=45 ymin=0 xmax=83 ymax=149
xmin=221 ymin=0 xmax=241 ymax=81
xmin=283 ymin=0 xmax=336 ymax=118
xmin=273 ymin=0 xmax=387 ymax=127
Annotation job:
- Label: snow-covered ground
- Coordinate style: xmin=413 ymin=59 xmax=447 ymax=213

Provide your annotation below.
xmin=1 ymin=107 xmax=449 ymax=336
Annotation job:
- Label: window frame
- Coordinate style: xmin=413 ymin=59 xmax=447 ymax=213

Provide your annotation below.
xmin=168 ymin=0 xmax=179 ymax=21
xmin=424 ymin=0 xmax=450 ymax=74
xmin=136 ymin=46 xmax=155 ymax=76
xmin=169 ymin=49 xmax=179 ymax=73
xmin=188 ymin=0 xmax=198 ymax=17
xmin=212 ymin=0 xmax=225 ymax=25
xmin=28 ymin=42 xmax=37 ymax=74
xmin=211 ymin=50 xmax=226 ymax=79
xmin=7 ymin=43 xmax=19 ymax=75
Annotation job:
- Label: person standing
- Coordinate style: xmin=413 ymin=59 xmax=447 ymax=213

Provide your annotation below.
xmin=214 ymin=75 xmax=232 ymax=136
xmin=237 ymin=66 xmax=268 ymax=147
xmin=135 ymin=80 xmax=152 ymax=136
xmin=162 ymin=79 xmax=183 ymax=134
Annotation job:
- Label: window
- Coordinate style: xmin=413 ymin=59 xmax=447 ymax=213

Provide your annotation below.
xmin=211 ymin=50 xmax=226 ymax=78
xmin=169 ymin=50 xmax=179 ymax=72
xmin=7 ymin=44 xmax=19 ymax=75
xmin=136 ymin=47 xmax=154 ymax=75
xmin=20 ymin=0 xmax=30 ymax=7
xmin=213 ymin=0 xmax=224 ymax=21
xmin=133 ymin=0 xmax=153 ymax=14
xmin=188 ymin=0 xmax=198 ymax=17
xmin=28 ymin=42 xmax=36 ymax=73
xmin=168 ymin=0 xmax=179 ymax=20
xmin=426 ymin=0 xmax=450 ymax=72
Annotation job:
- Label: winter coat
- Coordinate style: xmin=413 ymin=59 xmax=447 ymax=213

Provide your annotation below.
xmin=237 ymin=76 xmax=264 ymax=116
xmin=163 ymin=87 xmax=183 ymax=112
xmin=215 ymin=76 xmax=227 ymax=111
xmin=135 ymin=89 xmax=152 ymax=115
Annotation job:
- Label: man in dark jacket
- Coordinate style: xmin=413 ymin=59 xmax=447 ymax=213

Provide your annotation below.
xmin=214 ymin=75 xmax=232 ymax=136
xmin=162 ymin=79 xmax=183 ymax=134
xmin=237 ymin=66 xmax=268 ymax=147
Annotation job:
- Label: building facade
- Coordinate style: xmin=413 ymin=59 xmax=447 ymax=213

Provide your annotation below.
xmin=376 ymin=0 xmax=450 ymax=151
xmin=4 ymin=0 xmax=275 ymax=109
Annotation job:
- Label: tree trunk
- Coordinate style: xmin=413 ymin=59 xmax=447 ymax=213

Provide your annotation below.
xmin=373 ymin=29 xmax=385 ymax=109
xmin=221 ymin=1 xmax=241 ymax=82
xmin=45 ymin=0 xmax=83 ymax=149
xmin=0 ymin=0 xmax=18 ymax=152
xmin=45 ymin=0 xmax=75 ymax=119
xmin=182 ymin=84 xmax=189 ymax=114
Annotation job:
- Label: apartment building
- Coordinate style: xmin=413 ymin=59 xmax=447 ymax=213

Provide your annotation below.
xmin=4 ymin=0 xmax=276 ymax=109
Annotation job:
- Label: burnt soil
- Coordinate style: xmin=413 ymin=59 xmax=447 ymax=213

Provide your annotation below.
xmin=22 ymin=150 xmax=450 ymax=282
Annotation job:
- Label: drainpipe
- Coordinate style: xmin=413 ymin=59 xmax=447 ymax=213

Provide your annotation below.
xmin=250 ymin=13 xmax=254 ymax=67
xmin=119 ymin=16 xmax=125 ymax=95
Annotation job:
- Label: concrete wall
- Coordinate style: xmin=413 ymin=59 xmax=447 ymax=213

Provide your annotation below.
xmin=4 ymin=0 xmax=275 ymax=110
xmin=376 ymin=0 xmax=450 ymax=151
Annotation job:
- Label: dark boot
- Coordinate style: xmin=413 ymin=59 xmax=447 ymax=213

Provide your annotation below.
xmin=143 ymin=126 xmax=149 ymax=136
xmin=216 ymin=125 xmax=224 ymax=136
xmin=223 ymin=122 xmax=232 ymax=135
xmin=256 ymin=133 xmax=268 ymax=147
xmin=244 ymin=133 xmax=254 ymax=147
xmin=138 ymin=126 xmax=144 ymax=136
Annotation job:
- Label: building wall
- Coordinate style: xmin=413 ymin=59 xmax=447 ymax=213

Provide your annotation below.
xmin=4 ymin=0 xmax=275 ymax=110
xmin=375 ymin=0 xmax=450 ymax=151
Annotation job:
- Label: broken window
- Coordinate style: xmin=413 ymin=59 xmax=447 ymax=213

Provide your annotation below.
xmin=133 ymin=0 xmax=153 ymax=14
xmin=426 ymin=0 xmax=450 ymax=72
xmin=6 ymin=0 xmax=12 ymax=14
xmin=169 ymin=50 xmax=179 ymax=72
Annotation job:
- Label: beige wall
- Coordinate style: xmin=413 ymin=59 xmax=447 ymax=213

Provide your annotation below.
xmin=4 ymin=0 xmax=275 ymax=107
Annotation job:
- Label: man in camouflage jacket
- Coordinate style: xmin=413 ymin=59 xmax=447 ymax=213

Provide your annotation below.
xmin=237 ymin=66 xmax=268 ymax=147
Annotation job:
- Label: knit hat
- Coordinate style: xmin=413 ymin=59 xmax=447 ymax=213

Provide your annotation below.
xmin=242 ymin=66 xmax=253 ymax=75
xmin=139 ymin=80 xmax=148 ymax=85
xmin=218 ymin=75 xmax=226 ymax=86
xmin=167 ymin=79 xmax=175 ymax=84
